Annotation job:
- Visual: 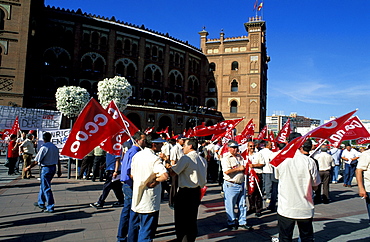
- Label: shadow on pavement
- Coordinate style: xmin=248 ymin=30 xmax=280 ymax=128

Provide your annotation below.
xmin=66 ymin=184 xmax=102 ymax=192
xmin=0 ymin=228 xmax=85 ymax=242
xmin=315 ymin=219 xmax=370 ymax=242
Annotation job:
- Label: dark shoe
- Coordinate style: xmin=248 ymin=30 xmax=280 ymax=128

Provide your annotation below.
xmin=43 ymin=209 xmax=54 ymax=213
xmin=29 ymin=175 xmax=35 ymax=178
xmin=255 ymin=212 xmax=262 ymax=217
xmin=90 ymin=202 xmax=103 ymax=209
xmin=240 ymin=224 xmax=253 ymax=231
xmin=343 ymin=184 xmax=348 ymax=187
xmin=91 ymin=177 xmax=96 ymax=182
xmin=112 ymin=201 xmax=124 ymax=207
xmin=227 ymin=225 xmax=238 ymax=231
xmin=34 ymin=202 xmax=46 ymax=210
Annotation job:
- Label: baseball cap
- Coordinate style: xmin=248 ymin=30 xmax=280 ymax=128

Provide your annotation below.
xmin=152 ymin=138 xmax=167 ymax=143
xmin=228 ymin=140 xmax=239 ymax=148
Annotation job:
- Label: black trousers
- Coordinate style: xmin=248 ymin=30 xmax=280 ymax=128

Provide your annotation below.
xmin=92 ymin=156 xmax=105 ymax=181
xmin=79 ymin=156 xmax=94 ymax=178
xmin=174 ymin=187 xmax=201 ymax=242
xmin=278 ymin=214 xmax=314 ymax=242
xmin=97 ymin=170 xmax=124 ymax=205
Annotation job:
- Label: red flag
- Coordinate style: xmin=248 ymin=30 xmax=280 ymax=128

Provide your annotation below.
xmin=219 ymin=130 xmax=234 ymax=156
xmin=240 ymin=119 xmax=255 ymax=137
xmin=256 ymin=125 xmax=268 ymax=140
xmin=194 ymin=118 xmax=244 ymax=137
xmin=61 ymin=98 xmax=122 ymax=159
xmin=270 ymin=110 xmax=357 ymax=167
xmin=194 ymin=122 xmax=206 ymax=131
xmin=268 ymin=130 xmax=279 ymax=152
xmin=4 ymin=116 xmax=20 ymax=138
xmin=326 ymin=116 xmax=370 ymax=147
xmin=144 ymin=126 xmax=154 ymax=135
xmin=100 ymin=101 xmax=139 ymax=155
xmin=253 ymin=0 xmax=258 ymax=10
xmin=276 ymin=119 xmax=291 ymax=143
xmin=245 ymin=157 xmax=260 ymax=195
xmin=184 ymin=128 xmax=194 ymax=138
xmin=257 ymin=2 xmax=263 ymax=11
xmin=358 ymin=137 xmax=370 ymax=145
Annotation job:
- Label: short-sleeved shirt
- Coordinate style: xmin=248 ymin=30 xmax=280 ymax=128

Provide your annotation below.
xmin=342 ymin=148 xmax=360 ymax=164
xmin=106 ymin=153 xmax=121 ymax=171
xmin=131 ymin=148 xmax=167 ymax=213
xmin=170 ymin=143 xmax=184 ymax=163
xmin=7 ymin=140 xmax=19 ymax=158
xmin=316 ymin=152 xmax=334 ymax=171
xmin=248 ymin=151 xmax=265 ymax=174
xmin=172 ymin=150 xmax=207 ymax=188
xmin=259 ymin=148 xmax=273 ymax=173
xmin=20 ymin=138 xmax=36 ymax=155
xmin=34 ymin=142 xmax=59 ymax=166
xmin=357 ymin=149 xmax=370 ymax=192
xmin=221 ymin=152 xmax=245 ymax=184
xmin=276 ymin=151 xmax=321 ymax=219
xmin=120 ymin=145 xmax=141 ymax=187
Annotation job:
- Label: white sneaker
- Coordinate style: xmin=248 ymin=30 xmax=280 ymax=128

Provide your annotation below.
xmin=266 ymin=198 xmax=271 ymax=204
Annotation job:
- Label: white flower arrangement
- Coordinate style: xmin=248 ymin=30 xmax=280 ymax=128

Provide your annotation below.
xmin=55 ymin=86 xmax=90 ymax=118
xmin=97 ymin=76 xmax=132 ymax=111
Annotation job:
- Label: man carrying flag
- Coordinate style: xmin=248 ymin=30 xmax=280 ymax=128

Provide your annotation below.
xmin=221 ymin=140 xmax=252 ymax=231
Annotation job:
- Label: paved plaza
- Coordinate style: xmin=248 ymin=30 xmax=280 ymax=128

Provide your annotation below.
xmin=0 ymin=157 xmax=369 ymax=242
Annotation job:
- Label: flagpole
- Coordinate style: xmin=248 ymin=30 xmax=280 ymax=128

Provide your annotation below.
xmin=309 ymin=139 xmax=327 ymax=158
xmin=114 ymin=101 xmax=143 ymax=151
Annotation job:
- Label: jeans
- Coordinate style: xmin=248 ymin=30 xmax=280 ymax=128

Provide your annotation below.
xmin=117 ymin=184 xmax=133 ymax=241
xmin=38 ymin=165 xmax=56 ymax=211
xmin=365 ymin=192 xmax=370 ymax=222
xmin=127 ymin=210 xmax=159 ymax=242
xmin=223 ymin=181 xmax=247 ymax=226
xmin=263 ymin=173 xmax=273 ymax=200
xmin=332 ymin=165 xmax=340 ymax=182
xmin=278 ymin=214 xmax=314 ymax=242
xmin=344 ymin=163 xmax=357 ymax=186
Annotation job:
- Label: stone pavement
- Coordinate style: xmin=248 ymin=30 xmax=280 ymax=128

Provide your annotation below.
xmin=0 ymin=156 xmax=369 ymax=242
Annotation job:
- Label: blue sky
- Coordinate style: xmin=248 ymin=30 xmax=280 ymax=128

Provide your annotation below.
xmin=45 ymin=0 xmax=370 ymax=122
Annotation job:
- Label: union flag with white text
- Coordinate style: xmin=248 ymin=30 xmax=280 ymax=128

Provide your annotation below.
xmin=61 ymin=98 xmax=122 ymax=159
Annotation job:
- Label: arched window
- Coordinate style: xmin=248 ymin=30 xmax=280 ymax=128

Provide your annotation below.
xmin=175 ymin=95 xmax=182 ymax=104
xmin=158 ymin=50 xmax=163 ymax=62
xmin=168 ymin=93 xmax=175 ymax=103
xmin=81 ymin=56 xmax=93 ymax=71
xmin=188 ymin=97 xmax=193 ymax=106
xmin=154 ymin=69 xmax=161 ymax=82
xmin=127 ymin=63 xmax=136 ymax=77
xmin=208 ymin=80 xmax=216 ymax=93
xmin=132 ymin=43 xmax=138 ymax=56
xmin=91 ymin=32 xmax=99 ymax=49
xmin=100 ymin=36 xmax=107 ymax=50
xmin=193 ymin=98 xmax=198 ymax=106
xmin=124 ymin=39 xmax=131 ymax=55
xmin=231 ymin=80 xmax=238 ymax=92
xmin=145 ymin=68 xmax=152 ymax=80
xmin=176 ymin=76 xmax=182 ymax=87
xmin=116 ymin=62 xmax=125 ymax=76
xmin=175 ymin=53 xmax=180 ymax=65
xmin=170 ymin=73 xmax=175 ymax=83
xmin=145 ymin=47 xmax=151 ymax=58
xmin=206 ymin=99 xmax=216 ymax=109
xmin=209 ymin=63 xmax=216 ymax=71
xmin=152 ymin=46 xmax=158 ymax=61
xmin=143 ymin=89 xmax=152 ymax=101
xmin=153 ymin=91 xmax=161 ymax=101
xmin=0 ymin=9 xmax=5 ymax=30
xmin=94 ymin=57 xmax=104 ymax=73
xmin=230 ymin=100 xmax=238 ymax=113
xmin=231 ymin=61 xmax=239 ymax=70
xmin=116 ymin=40 xmax=123 ymax=53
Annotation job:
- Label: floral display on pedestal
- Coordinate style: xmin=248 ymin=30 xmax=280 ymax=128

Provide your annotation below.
xmin=55 ymin=86 xmax=90 ymax=118
xmin=97 ymin=76 xmax=132 ymax=112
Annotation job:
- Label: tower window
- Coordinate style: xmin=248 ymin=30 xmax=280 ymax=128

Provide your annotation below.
xmin=231 ymin=80 xmax=238 ymax=92
xmin=230 ymin=100 xmax=238 ymax=113
xmin=231 ymin=61 xmax=239 ymax=70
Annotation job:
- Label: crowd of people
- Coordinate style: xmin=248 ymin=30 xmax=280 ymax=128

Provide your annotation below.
xmin=3 ymin=129 xmax=370 ymax=241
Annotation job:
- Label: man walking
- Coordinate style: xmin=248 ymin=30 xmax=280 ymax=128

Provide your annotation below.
xmin=356 ymin=145 xmax=370 ymax=224
xmin=315 ymin=144 xmax=334 ymax=204
xmin=20 ymin=133 xmax=36 ymax=179
xmin=24 ymin=132 xmax=61 ymax=213
xmin=342 ymin=144 xmax=360 ymax=187
xmin=170 ymin=138 xmax=207 ymax=241
xmin=276 ymin=139 xmax=321 ymax=241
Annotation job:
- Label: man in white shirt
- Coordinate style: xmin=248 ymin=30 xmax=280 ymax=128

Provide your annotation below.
xmin=247 ymin=141 xmax=265 ymax=217
xmin=314 ymin=144 xmax=334 ymax=204
xmin=356 ymin=145 xmax=370 ymax=223
xmin=170 ymin=138 xmax=207 ymax=241
xmin=342 ymin=144 xmax=360 ymax=187
xmin=169 ymin=135 xmax=185 ymax=208
xmin=127 ymin=135 xmax=168 ymax=242
xmin=276 ymin=139 xmax=321 ymax=241
xmin=259 ymin=141 xmax=273 ymax=206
